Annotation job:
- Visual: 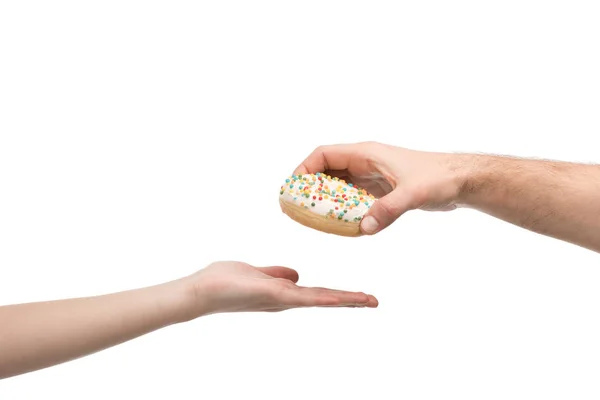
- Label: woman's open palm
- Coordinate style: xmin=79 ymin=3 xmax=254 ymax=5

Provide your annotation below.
xmin=184 ymin=261 xmax=378 ymax=317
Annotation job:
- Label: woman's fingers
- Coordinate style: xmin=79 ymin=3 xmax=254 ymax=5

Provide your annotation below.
xmin=282 ymin=286 xmax=378 ymax=308
xmin=255 ymin=266 xmax=300 ymax=283
xmin=366 ymin=294 xmax=379 ymax=308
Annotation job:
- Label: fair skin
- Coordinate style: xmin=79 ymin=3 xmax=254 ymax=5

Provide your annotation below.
xmin=4 ymin=140 xmax=598 ymax=379
xmin=294 ymin=141 xmax=600 ymax=253
xmin=0 ymin=261 xmax=378 ymax=379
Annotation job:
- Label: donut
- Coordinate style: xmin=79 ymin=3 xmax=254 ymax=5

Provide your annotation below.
xmin=279 ymin=172 xmax=377 ymax=237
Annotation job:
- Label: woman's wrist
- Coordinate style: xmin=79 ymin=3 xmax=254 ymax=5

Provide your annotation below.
xmin=167 ymin=272 xmax=219 ymax=323
xmin=150 ymin=278 xmax=201 ymax=325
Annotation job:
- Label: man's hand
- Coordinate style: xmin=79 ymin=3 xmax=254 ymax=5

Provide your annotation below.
xmin=181 ymin=261 xmax=378 ymax=318
xmin=294 ymin=141 xmax=469 ymax=235
xmin=294 ymin=141 xmax=600 ymax=253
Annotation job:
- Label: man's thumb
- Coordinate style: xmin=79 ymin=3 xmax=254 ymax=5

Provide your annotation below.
xmin=360 ymin=190 xmax=411 ymax=235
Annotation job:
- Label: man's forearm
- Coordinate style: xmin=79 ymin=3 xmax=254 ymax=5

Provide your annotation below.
xmin=0 ymin=280 xmax=188 ymax=379
xmin=457 ymin=155 xmax=600 ymax=252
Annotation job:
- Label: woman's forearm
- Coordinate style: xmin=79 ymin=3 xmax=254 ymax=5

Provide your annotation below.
xmin=0 ymin=260 xmax=378 ymax=380
xmin=459 ymin=155 xmax=600 ymax=252
xmin=0 ymin=280 xmax=188 ymax=379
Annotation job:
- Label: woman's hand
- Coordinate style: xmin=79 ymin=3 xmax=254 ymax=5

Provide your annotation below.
xmin=181 ymin=261 xmax=378 ymax=319
xmin=0 ymin=261 xmax=377 ymax=379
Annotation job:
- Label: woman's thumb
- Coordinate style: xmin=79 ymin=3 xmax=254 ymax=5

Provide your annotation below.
xmin=360 ymin=190 xmax=411 ymax=235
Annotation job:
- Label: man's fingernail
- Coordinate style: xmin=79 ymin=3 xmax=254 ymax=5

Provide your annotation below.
xmin=361 ymin=216 xmax=379 ymax=234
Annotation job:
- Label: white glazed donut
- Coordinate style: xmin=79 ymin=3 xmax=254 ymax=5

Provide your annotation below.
xmin=279 ymin=172 xmax=377 ymax=237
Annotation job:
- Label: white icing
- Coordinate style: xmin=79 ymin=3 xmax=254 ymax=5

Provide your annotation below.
xmin=279 ymin=172 xmax=377 ymax=223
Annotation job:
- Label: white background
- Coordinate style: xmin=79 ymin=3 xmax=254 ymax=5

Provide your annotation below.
xmin=1 ymin=1 xmax=600 ymax=398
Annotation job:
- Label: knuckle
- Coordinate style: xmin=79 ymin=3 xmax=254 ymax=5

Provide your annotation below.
xmin=359 ymin=140 xmax=379 ymax=146
xmin=378 ymin=197 xmax=402 ymax=219
xmin=314 ymin=144 xmax=329 ymax=154
xmin=363 ymin=140 xmax=382 ymax=150
xmin=362 ymin=142 xmax=385 ymax=164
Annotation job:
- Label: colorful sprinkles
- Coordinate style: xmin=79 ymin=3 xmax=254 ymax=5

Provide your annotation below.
xmin=279 ymin=173 xmax=376 ymax=222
